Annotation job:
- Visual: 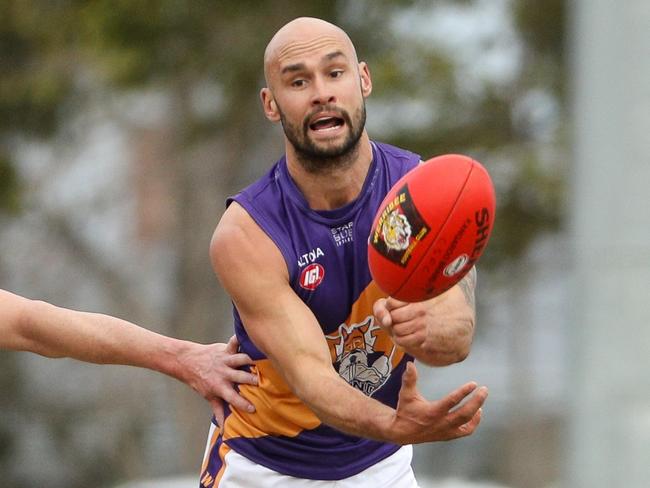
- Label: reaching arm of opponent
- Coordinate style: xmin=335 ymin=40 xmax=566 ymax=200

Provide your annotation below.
xmin=372 ymin=268 xmax=477 ymax=366
xmin=0 ymin=289 xmax=257 ymax=425
xmin=211 ymin=202 xmax=488 ymax=445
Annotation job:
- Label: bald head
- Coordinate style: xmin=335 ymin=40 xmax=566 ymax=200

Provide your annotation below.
xmin=263 ymin=17 xmax=358 ymax=87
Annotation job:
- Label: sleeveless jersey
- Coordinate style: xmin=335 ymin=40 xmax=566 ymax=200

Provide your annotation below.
xmin=200 ymin=141 xmax=420 ymax=486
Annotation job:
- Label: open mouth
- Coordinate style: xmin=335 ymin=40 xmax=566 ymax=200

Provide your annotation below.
xmin=309 ymin=115 xmax=345 ymax=132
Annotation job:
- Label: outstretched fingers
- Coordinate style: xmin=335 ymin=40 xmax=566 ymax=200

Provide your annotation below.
xmin=455 ymin=408 xmax=483 ymax=437
xmin=438 ymin=381 xmax=480 ymax=411
xmin=395 ymin=363 xmax=488 ymax=443
xmin=443 ymin=385 xmax=488 ymax=437
xmin=399 ymin=361 xmax=419 ymax=397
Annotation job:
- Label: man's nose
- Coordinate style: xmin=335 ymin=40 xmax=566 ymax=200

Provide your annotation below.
xmin=310 ymin=77 xmax=336 ymax=106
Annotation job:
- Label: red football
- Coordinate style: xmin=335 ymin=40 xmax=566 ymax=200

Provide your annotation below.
xmin=368 ymin=154 xmax=496 ymax=302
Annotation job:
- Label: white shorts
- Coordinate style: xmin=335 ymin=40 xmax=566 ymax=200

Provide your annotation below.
xmin=213 ymin=443 xmax=420 ymax=488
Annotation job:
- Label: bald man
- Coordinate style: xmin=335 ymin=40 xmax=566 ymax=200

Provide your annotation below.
xmin=0 ymin=289 xmax=257 ymax=425
xmin=200 ymin=17 xmax=486 ymax=487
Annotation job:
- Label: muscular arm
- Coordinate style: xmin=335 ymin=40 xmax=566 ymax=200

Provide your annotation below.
xmin=0 ymin=289 xmax=257 ymax=423
xmin=373 ymin=267 xmax=477 ymax=367
xmin=211 ymin=203 xmax=487 ymax=445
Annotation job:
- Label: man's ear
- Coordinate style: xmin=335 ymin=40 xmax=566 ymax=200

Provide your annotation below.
xmin=260 ymin=88 xmax=281 ymax=122
xmin=359 ymin=62 xmax=373 ymax=98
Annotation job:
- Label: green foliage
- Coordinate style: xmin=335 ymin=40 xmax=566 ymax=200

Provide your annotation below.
xmin=515 ymin=0 xmax=565 ymax=59
xmin=356 ymin=0 xmax=568 ymax=264
xmin=0 ymin=1 xmax=76 ymax=136
xmin=0 ymin=152 xmax=21 ymax=214
xmin=514 ymin=0 xmax=567 ymax=103
xmin=0 ymin=2 xmax=569 ymax=486
xmin=0 ymin=0 xmax=568 ymax=265
xmin=487 ymin=156 xmax=564 ymax=268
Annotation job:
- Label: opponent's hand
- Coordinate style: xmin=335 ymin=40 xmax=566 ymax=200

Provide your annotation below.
xmin=390 ymin=362 xmax=487 ymax=444
xmin=178 ymin=335 xmax=258 ymax=426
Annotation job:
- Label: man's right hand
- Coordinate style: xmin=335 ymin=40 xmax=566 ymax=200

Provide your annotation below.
xmin=390 ymin=362 xmax=488 ymax=444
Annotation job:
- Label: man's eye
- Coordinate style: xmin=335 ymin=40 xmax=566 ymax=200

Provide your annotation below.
xmin=292 ymin=79 xmax=306 ymax=87
xmin=330 ymin=70 xmax=344 ymax=78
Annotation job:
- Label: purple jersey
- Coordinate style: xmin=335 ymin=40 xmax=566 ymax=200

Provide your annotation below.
xmin=200 ymin=142 xmax=420 ymax=486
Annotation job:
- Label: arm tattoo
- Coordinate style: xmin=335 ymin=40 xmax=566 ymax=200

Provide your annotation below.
xmin=458 ymin=267 xmax=477 ymax=309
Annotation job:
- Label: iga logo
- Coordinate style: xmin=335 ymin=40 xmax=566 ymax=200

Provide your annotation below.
xmin=300 ymin=263 xmax=325 ymax=290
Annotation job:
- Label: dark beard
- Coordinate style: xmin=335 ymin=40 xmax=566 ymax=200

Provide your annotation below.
xmin=278 ymin=102 xmax=366 ymax=174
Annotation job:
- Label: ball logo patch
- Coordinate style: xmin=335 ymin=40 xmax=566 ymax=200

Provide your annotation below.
xmin=371 ymin=184 xmax=430 ymax=268
xmin=381 ymin=211 xmax=412 ymax=251
xmin=443 ymin=254 xmax=469 ymax=277
xmin=299 ymin=263 xmax=325 ymax=290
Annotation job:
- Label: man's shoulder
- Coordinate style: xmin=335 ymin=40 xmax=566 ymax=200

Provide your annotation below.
xmin=371 ymin=141 xmax=421 ymax=177
xmin=228 ymin=157 xmax=285 ymax=206
xmin=222 ymin=157 xmax=296 ymax=273
xmin=212 ymin=201 xmax=286 ymax=271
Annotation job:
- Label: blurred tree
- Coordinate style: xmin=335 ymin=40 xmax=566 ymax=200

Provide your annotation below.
xmin=0 ymin=152 xmax=20 ymax=213
xmin=343 ymin=0 xmax=567 ymax=269
xmin=1 ymin=1 xmax=341 ymax=485
xmin=0 ymin=1 xmax=567 ymax=487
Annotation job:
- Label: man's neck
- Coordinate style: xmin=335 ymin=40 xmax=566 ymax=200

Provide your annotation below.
xmin=285 ymin=134 xmax=373 ymax=211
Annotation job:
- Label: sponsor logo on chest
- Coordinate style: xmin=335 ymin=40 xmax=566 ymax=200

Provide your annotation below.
xmin=297 ymin=247 xmax=325 ymax=267
xmin=331 ymin=221 xmax=354 ymax=247
xmin=300 ymin=263 xmax=325 ymax=290
xmin=297 ymin=247 xmax=326 ymax=291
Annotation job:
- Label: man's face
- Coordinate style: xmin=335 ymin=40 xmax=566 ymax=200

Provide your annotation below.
xmin=277 ymin=93 xmax=366 ymax=167
xmin=264 ymin=37 xmax=371 ymax=171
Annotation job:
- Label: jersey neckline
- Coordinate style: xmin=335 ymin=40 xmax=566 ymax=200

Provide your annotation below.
xmin=278 ymin=142 xmax=380 ymax=226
